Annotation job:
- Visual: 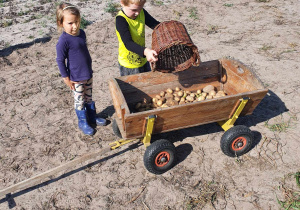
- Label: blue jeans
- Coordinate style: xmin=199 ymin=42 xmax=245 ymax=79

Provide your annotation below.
xmin=119 ymin=62 xmax=151 ymax=76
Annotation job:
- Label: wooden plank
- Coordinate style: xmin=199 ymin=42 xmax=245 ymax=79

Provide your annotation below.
xmin=117 ymin=60 xmax=220 ymax=90
xmin=108 ymin=79 xmax=130 ymax=119
xmin=0 ymin=145 xmax=113 ymax=198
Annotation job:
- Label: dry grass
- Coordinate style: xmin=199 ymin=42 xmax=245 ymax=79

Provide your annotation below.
xmin=277 ymin=172 xmax=300 ymax=210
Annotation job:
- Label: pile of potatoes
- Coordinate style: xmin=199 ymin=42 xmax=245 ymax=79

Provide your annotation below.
xmin=135 ymin=85 xmax=226 ymax=112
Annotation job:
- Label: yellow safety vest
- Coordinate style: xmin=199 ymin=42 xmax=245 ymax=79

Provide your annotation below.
xmin=116 ymin=10 xmax=147 ymax=68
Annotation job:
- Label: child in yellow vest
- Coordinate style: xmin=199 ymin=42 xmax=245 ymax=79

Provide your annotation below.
xmin=116 ymin=0 xmax=160 ymax=76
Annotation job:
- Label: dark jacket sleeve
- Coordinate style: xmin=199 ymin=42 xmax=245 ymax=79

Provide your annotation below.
xmin=144 ymin=9 xmax=160 ymax=29
xmin=56 ymin=35 xmax=69 ymax=78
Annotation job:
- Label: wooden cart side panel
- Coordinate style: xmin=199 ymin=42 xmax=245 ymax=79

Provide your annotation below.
xmin=108 ymin=79 xmax=130 ymax=119
xmin=117 ymin=60 xmax=220 ymax=90
xmin=240 ymin=89 xmax=268 ymax=115
xmin=220 ymin=59 xmax=265 ymax=95
xmin=122 ymin=90 xmax=267 ymax=139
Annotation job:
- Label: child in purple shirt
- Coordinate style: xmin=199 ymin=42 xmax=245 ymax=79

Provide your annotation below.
xmin=56 ymin=3 xmax=106 ymax=135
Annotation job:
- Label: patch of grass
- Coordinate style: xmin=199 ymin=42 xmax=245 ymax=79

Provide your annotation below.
xmin=188 ymin=7 xmax=198 ymax=20
xmin=207 ymin=25 xmax=219 ymax=35
xmin=153 ymin=0 xmax=164 ymax=5
xmin=2 ymin=20 xmax=13 ymax=27
xmin=289 ymin=42 xmax=298 ymax=48
xmin=104 ymin=1 xmax=120 ymax=16
xmin=259 ymin=44 xmax=274 ymax=51
xmin=40 ymin=20 xmax=47 ymax=28
xmin=223 ymin=3 xmax=233 ymax=7
xmin=277 ymin=172 xmax=300 ymax=210
xmin=4 ymin=42 xmax=10 ymax=48
xmin=28 ymin=35 xmax=34 ymax=39
xmin=38 ymin=29 xmax=44 ymax=36
xmin=185 ymin=179 xmax=227 ymax=209
xmin=80 ymin=15 xmax=91 ymax=29
xmin=264 ymin=113 xmax=297 ymax=132
xmin=17 ymin=10 xmax=30 ymax=16
xmin=173 ymin=10 xmax=182 ymax=19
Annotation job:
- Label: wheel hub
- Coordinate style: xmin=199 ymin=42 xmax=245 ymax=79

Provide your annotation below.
xmin=160 ymin=157 xmax=167 ymax=163
xmin=155 ymin=151 xmax=170 ymax=167
xmin=231 ymin=137 xmax=247 ymax=151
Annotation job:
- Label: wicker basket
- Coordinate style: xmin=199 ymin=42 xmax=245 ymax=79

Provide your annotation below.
xmin=151 ymin=20 xmax=200 ymax=73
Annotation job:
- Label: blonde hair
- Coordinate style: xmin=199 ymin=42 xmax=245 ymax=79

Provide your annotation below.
xmin=121 ymin=0 xmax=146 ymax=6
xmin=56 ymin=3 xmax=81 ymax=32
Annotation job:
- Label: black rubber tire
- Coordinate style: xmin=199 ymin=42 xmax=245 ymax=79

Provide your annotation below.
xmin=143 ymin=139 xmax=176 ymax=174
xmin=220 ymin=125 xmax=253 ymax=157
xmin=112 ymin=119 xmax=122 ymax=138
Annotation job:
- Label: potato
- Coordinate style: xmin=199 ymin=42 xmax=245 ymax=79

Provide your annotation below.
xmin=179 ymin=101 xmax=185 ymax=105
xmin=196 ymin=89 xmax=202 ymax=94
xmin=157 ymin=100 xmax=163 ymax=106
xmin=209 ymin=90 xmax=216 ymax=96
xmin=174 ymin=96 xmax=180 ymax=102
xmin=177 ymin=91 xmax=184 ymax=97
xmin=165 ymin=92 xmax=173 ymax=99
xmin=152 ymin=98 xmax=158 ymax=103
xmin=160 ymin=91 xmax=165 ymax=97
xmin=206 ymin=95 xmax=213 ymax=99
xmin=186 ymin=96 xmax=194 ymax=102
xmin=216 ymin=90 xmax=226 ymax=97
xmin=203 ymin=85 xmax=215 ymax=93
xmin=180 ymin=97 xmax=185 ymax=102
xmin=186 ymin=90 xmax=191 ymax=94
xmin=161 ymin=104 xmax=168 ymax=108
xmin=155 ymin=95 xmax=161 ymax=100
xmin=166 ymin=88 xmax=173 ymax=94
xmin=166 ymin=99 xmax=176 ymax=107
xmin=197 ymin=96 xmax=205 ymax=101
xmin=201 ymin=92 xmax=208 ymax=98
xmin=173 ymin=92 xmax=178 ymax=97
xmin=190 ymin=93 xmax=196 ymax=98
xmin=175 ymin=87 xmax=181 ymax=92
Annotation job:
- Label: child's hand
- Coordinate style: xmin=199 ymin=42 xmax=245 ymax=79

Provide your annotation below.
xmin=144 ymin=48 xmax=158 ymax=63
xmin=63 ymin=77 xmax=75 ymax=90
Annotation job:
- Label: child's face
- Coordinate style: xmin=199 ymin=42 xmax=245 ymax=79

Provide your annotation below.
xmin=62 ymin=11 xmax=80 ymax=36
xmin=121 ymin=3 xmax=144 ymax=19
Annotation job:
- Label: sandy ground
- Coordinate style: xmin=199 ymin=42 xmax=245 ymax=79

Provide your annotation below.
xmin=1 ymin=0 xmax=300 ymax=209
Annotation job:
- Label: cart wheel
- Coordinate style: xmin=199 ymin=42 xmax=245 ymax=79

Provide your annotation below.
xmin=143 ymin=139 xmax=176 ymax=174
xmin=220 ymin=125 xmax=253 ymax=157
xmin=112 ymin=119 xmax=122 ymax=138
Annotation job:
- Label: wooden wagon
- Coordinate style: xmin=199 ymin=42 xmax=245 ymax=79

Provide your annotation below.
xmin=108 ymin=59 xmax=268 ymax=174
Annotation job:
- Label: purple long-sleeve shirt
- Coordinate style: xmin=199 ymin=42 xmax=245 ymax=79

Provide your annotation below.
xmin=56 ymin=29 xmax=93 ymax=82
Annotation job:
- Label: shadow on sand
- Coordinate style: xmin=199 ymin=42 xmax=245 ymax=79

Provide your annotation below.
xmin=0 ymin=37 xmax=52 ymax=57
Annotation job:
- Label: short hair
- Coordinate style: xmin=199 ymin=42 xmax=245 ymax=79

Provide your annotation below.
xmin=121 ymin=0 xmax=146 ymax=6
xmin=56 ymin=3 xmax=81 ymax=32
